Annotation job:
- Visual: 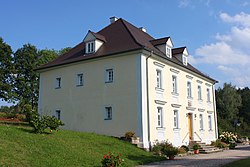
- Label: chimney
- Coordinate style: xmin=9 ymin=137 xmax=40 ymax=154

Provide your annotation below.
xmin=139 ymin=27 xmax=146 ymax=32
xmin=110 ymin=16 xmax=118 ymax=24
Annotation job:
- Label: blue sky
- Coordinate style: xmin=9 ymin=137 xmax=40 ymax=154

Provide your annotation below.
xmin=1 ymin=0 xmax=250 ymax=106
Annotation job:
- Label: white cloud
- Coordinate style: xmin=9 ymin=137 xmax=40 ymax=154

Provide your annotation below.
xmin=178 ymin=0 xmax=190 ymax=8
xmin=193 ymin=12 xmax=250 ymax=86
xmin=240 ymin=1 xmax=249 ymax=7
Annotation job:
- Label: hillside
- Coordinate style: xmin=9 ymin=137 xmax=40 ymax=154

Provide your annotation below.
xmin=0 ymin=124 xmax=163 ymax=167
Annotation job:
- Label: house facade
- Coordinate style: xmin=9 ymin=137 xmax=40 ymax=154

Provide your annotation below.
xmin=37 ymin=17 xmax=218 ymax=149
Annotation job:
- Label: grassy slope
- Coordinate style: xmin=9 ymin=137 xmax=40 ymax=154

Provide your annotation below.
xmin=223 ymin=157 xmax=250 ymax=167
xmin=0 ymin=124 xmax=164 ymax=167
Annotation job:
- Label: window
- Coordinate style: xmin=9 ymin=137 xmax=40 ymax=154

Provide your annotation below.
xmin=156 ymin=70 xmax=162 ymax=89
xmin=157 ymin=107 xmax=163 ymax=127
xmin=187 ymin=81 xmax=192 ymax=98
xmin=166 ymin=47 xmax=171 ymax=58
xmin=172 ymin=75 xmax=177 ymax=93
xmin=199 ymin=114 xmax=204 ymax=130
xmin=105 ymin=107 xmax=112 ymax=120
xmin=208 ymin=115 xmax=212 ymax=130
xmin=174 ymin=110 xmax=178 ymax=129
xmin=55 ymin=77 xmax=61 ymax=89
xmin=77 ymin=74 xmax=83 ymax=86
xmin=183 ymin=55 xmax=188 ymax=65
xmin=86 ymin=41 xmax=94 ymax=53
xmin=207 ymin=88 xmax=211 ymax=102
xmin=105 ymin=69 xmax=113 ymax=83
xmin=198 ymin=85 xmax=202 ymax=100
xmin=55 ymin=110 xmax=61 ymax=120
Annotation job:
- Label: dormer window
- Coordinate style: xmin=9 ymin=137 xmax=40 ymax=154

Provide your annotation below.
xmin=86 ymin=41 xmax=94 ymax=54
xmin=183 ymin=55 xmax=188 ymax=65
xmin=166 ymin=47 xmax=172 ymax=58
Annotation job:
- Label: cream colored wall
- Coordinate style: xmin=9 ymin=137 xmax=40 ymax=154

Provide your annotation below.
xmin=39 ymin=53 xmax=141 ymax=137
xmin=147 ymin=55 xmax=217 ymax=146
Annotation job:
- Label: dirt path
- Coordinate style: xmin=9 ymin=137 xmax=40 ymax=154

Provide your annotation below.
xmin=139 ymin=145 xmax=250 ymax=167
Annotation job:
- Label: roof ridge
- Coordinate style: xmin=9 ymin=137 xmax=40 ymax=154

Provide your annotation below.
xmin=119 ymin=18 xmax=144 ymax=48
xmin=150 ymin=36 xmax=170 ymax=42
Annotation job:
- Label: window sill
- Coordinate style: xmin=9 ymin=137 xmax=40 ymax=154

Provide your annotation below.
xmin=155 ymin=87 xmax=164 ymax=92
xmin=104 ymin=118 xmax=112 ymax=120
xmin=198 ymin=99 xmax=203 ymax=102
xmin=105 ymin=81 xmax=113 ymax=83
xmin=173 ymin=128 xmax=181 ymax=132
xmin=199 ymin=129 xmax=205 ymax=132
xmin=172 ymin=92 xmax=179 ymax=96
xmin=76 ymin=84 xmax=83 ymax=87
xmin=187 ymin=96 xmax=193 ymax=100
xmin=55 ymin=87 xmax=61 ymax=89
xmin=156 ymin=127 xmax=166 ymax=130
xmin=208 ymin=129 xmax=213 ymax=132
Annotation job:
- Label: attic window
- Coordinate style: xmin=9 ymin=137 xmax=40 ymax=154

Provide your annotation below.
xmin=86 ymin=41 xmax=94 ymax=53
xmin=183 ymin=55 xmax=188 ymax=65
xmin=166 ymin=47 xmax=172 ymax=58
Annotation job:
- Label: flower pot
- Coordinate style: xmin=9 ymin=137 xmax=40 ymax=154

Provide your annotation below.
xmin=168 ymin=156 xmax=175 ymax=160
xmin=194 ymin=149 xmax=199 ymax=154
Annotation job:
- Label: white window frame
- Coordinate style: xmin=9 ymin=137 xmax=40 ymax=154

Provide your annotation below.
xmin=86 ymin=41 xmax=95 ymax=53
xmin=166 ymin=47 xmax=171 ymax=58
xmin=207 ymin=88 xmax=211 ymax=102
xmin=105 ymin=69 xmax=113 ymax=83
xmin=172 ymin=75 xmax=178 ymax=93
xmin=198 ymin=85 xmax=202 ymax=100
xmin=156 ymin=70 xmax=162 ymax=89
xmin=55 ymin=110 xmax=61 ymax=120
xmin=183 ymin=55 xmax=188 ymax=65
xmin=76 ymin=73 xmax=83 ymax=86
xmin=208 ymin=115 xmax=212 ymax=130
xmin=55 ymin=77 xmax=61 ymax=89
xmin=199 ymin=114 xmax=204 ymax=130
xmin=105 ymin=107 xmax=112 ymax=120
xmin=157 ymin=107 xmax=163 ymax=127
xmin=187 ymin=81 xmax=192 ymax=98
xmin=173 ymin=110 xmax=179 ymax=129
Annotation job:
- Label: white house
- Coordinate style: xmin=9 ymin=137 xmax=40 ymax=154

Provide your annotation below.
xmin=37 ymin=17 xmax=218 ymax=149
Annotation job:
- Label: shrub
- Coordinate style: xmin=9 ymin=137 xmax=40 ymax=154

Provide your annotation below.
xmin=192 ymin=143 xmax=201 ymax=150
xmin=211 ymin=139 xmax=228 ymax=149
xmin=101 ymin=152 xmax=124 ymax=167
xmin=30 ymin=114 xmax=64 ymax=133
xmin=180 ymin=145 xmax=189 ymax=152
xmin=124 ymin=131 xmax=135 ymax=139
xmin=219 ymin=131 xmax=237 ymax=149
xmin=162 ymin=146 xmax=179 ymax=157
xmin=152 ymin=140 xmax=179 ymax=157
xmin=178 ymin=147 xmax=187 ymax=154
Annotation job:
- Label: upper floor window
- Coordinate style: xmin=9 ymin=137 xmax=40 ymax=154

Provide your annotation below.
xmin=105 ymin=69 xmax=113 ymax=83
xmin=157 ymin=107 xmax=163 ymax=127
xmin=105 ymin=107 xmax=112 ymax=120
xmin=207 ymin=88 xmax=211 ymax=102
xmin=172 ymin=75 xmax=178 ymax=93
xmin=199 ymin=114 xmax=204 ymax=130
xmin=166 ymin=47 xmax=171 ymax=58
xmin=156 ymin=70 xmax=162 ymax=89
xmin=198 ymin=85 xmax=202 ymax=100
xmin=208 ymin=115 xmax=212 ymax=130
xmin=55 ymin=77 xmax=61 ymax=89
xmin=183 ymin=55 xmax=188 ymax=65
xmin=86 ymin=41 xmax=94 ymax=53
xmin=55 ymin=110 xmax=61 ymax=120
xmin=76 ymin=73 xmax=83 ymax=86
xmin=187 ymin=81 xmax=192 ymax=98
xmin=174 ymin=110 xmax=179 ymax=129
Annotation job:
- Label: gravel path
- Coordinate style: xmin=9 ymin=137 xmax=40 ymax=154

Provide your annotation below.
xmin=139 ymin=145 xmax=250 ymax=167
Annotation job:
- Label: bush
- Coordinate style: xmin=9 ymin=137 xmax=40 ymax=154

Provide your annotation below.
xmin=192 ymin=143 xmax=201 ymax=150
xmin=178 ymin=147 xmax=187 ymax=154
xmin=124 ymin=131 xmax=135 ymax=139
xmin=211 ymin=139 xmax=228 ymax=148
xmin=162 ymin=146 xmax=179 ymax=157
xmin=152 ymin=140 xmax=179 ymax=157
xmin=101 ymin=152 xmax=124 ymax=167
xmin=219 ymin=131 xmax=237 ymax=149
xmin=180 ymin=145 xmax=189 ymax=152
xmin=30 ymin=114 xmax=64 ymax=133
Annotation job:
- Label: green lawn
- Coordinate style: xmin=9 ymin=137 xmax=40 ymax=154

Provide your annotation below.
xmin=0 ymin=124 xmax=164 ymax=167
xmin=223 ymin=157 xmax=250 ymax=167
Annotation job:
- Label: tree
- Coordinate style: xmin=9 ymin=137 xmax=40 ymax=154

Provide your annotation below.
xmin=59 ymin=47 xmax=71 ymax=55
xmin=38 ymin=49 xmax=58 ymax=65
xmin=216 ymin=83 xmax=242 ymax=132
xmin=0 ymin=37 xmax=14 ymax=101
xmin=13 ymin=44 xmax=39 ymax=109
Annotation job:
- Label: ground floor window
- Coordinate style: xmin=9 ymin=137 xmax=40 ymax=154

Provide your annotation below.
xmin=105 ymin=107 xmax=112 ymax=120
xmin=157 ymin=107 xmax=163 ymax=127
xmin=208 ymin=115 xmax=212 ymax=130
xmin=55 ymin=110 xmax=61 ymax=120
xmin=174 ymin=110 xmax=179 ymax=129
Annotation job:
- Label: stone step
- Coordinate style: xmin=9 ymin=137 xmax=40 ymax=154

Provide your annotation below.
xmin=199 ymin=148 xmax=223 ymax=154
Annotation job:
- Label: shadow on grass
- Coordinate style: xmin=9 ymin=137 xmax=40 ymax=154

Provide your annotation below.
xmin=126 ymin=154 xmax=165 ymax=165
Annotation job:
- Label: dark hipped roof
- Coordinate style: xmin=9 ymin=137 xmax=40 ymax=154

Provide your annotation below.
xmin=172 ymin=47 xmax=186 ymax=55
xmin=150 ymin=37 xmax=170 ymax=46
xmin=36 ymin=18 xmax=216 ymax=82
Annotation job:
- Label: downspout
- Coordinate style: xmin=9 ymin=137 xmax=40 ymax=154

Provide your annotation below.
xmin=146 ymin=50 xmax=153 ymax=149
xmin=212 ymin=83 xmax=218 ymax=139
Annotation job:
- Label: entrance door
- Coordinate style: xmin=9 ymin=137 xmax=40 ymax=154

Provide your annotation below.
xmin=188 ymin=113 xmax=193 ymax=140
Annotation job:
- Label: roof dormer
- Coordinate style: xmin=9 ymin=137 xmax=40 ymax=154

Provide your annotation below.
xmin=83 ymin=30 xmax=106 ymax=54
xmin=150 ymin=37 xmax=173 ymax=58
xmin=172 ymin=47 xmax=189 ymax=66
